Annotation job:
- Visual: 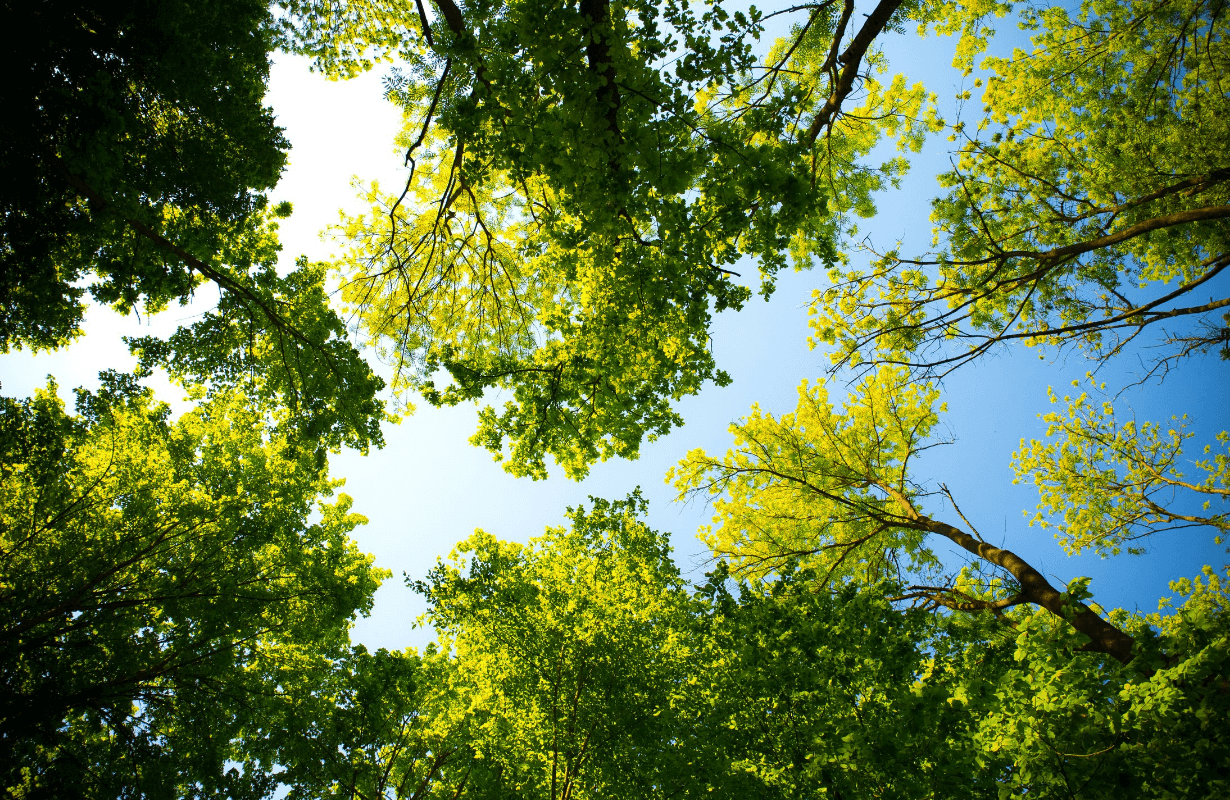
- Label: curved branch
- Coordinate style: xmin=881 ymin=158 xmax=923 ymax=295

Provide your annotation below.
xmin=884 ymin=486 xmax=1137 ymax=664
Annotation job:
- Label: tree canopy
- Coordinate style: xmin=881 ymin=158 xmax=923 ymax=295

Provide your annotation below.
xmin=1 ymin=0 xmax=388 ymax=453
xmin=299 ymin=0 xmax=938 ymax=477
xmin=242 ymin=496 xmax=1229 ymax=798
xmin=2 ymin=0 xmax=285 ymax=351
xmin=3 ymin=0 xmax=1229 ymax=796
xmin=813 ymin=0 xmax=1230 ymax=376
xmin=293 ymin=0 xmax=1228 ymax=476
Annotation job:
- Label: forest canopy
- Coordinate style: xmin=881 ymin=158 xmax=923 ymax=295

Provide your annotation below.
xmin=2 ymin=0 xmax=1227 ymax=796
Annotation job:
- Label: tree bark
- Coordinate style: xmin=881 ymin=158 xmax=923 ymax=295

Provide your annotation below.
xmin=921 ymin=517 xmax=1136 ymax=663
xmin=805 ymin=0 xmax=904 ymax=143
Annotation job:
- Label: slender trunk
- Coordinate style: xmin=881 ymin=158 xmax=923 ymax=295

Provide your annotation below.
xmin=805 ymin=0 xmax=904 ymax=143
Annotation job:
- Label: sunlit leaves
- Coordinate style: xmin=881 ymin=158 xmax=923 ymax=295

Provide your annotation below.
xmin=324 ymin=0 xmax=952 ymax=477
xmin=670 ymin=367 xmax=943 ymax=585
xmin=0 ymin=378 xmax=386 ymax=796
xmin=1012 ymin=377 xmax=1229 ymax=556
xmin=955 ymin=569 xmax=1230 ymax=797
xmin=691 ymin=572 xmax=991 ymax=798
xmin=414 ymin=493 xmax=694 ymax=797
xmin=128 ymin=210 xmax=389 ymax=454
xmin=815 ymin=0 xmax=1230 ymax=375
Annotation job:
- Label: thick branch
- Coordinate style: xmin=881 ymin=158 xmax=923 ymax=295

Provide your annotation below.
xmin=877 ymin=484 xmax=1135 ymax=663
xmin=927 ymin=516 xmax=1134 ymax=663
xmin=415 ymin=0 xmax=435 ymax=46
xmin=432 ymin=0 xmax=464 ymax=35
xmin=805 ymin=0 xmax=904 ymax=143
xmin=1000 ymin=204 xmax=1230 ymax=266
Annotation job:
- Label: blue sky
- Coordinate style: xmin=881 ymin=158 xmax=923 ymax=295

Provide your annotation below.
xmin=4 ymin=14 xmax=1227 ymax=654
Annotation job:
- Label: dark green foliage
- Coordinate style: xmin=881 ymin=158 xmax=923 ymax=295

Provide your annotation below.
xmin=0 ymin=0 xmax=389 ymax=453
xmin=0 ymin=0 xmax=286 ymax=351
xmin=688 ymin=567 xmax=992 ymax=799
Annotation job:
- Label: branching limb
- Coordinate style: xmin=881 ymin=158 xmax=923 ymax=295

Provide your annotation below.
xmin=804 ymin=0 xmax=904 ymax=143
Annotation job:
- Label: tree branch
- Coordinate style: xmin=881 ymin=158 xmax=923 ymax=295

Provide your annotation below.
xmin=804 ymin=0 xmax=904 ymax=144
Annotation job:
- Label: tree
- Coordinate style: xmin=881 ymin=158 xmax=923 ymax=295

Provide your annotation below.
xmin=238 ymin=644 xmax=482 ymax=800
xmin=410 ymin=493 xmax=696 ymax=798
xmin=812 ymin=0 xmax=1230 ymax=377
xmin=8 ymin=1 xmax=1226 ymax=794
xmin=685 ymin=566 xmax=993 ymax=799
xmin=2 ymin=0 xmax=284 ymax=351
xmin=939 ymin=569 xmax=1230 ymax=797
xmin=359 ymin=495 xmax=1230 ymax=798
xmin=1 ymin=0 xmax=388 ymax=452
xmin=277 ymin=0 xmax=1228 ymax=472
xmin=281 ymin=0 xmax=940 ymax=478
xmin=670 ymin=366 xmax=1228 ymax=664
xmin=261 ymin=499 xmax=1222 ymax=800
xmin=1012 ymin=377 xmax=1229 ymax=556
xmin=127 ymin=252 xmax=389 ymax=455
xmin=0 ymin=374 xmax=387 ymax=797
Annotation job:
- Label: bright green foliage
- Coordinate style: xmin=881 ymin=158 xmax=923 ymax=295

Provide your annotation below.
xmin=670 ymin=360 xmax=1230 ymax=790
xmin=395 ymin=503 xmax=1230 ymax=799
xmin=277 ymin=0 xmax=428 ymax=78
xmin=382 ymin=497 xmax=1230 ymax=799
xmin=813 ymin=0 xmax=1230 ymax=374
xmin=128 ymin=248 xmax=390 ymax=454
xmin=1013 ymin=377 xmax=1230 ymax=556
xmin=734 ymin=0 xmax=941 ymax=228
xmin=671 ymin=367 xmax=1147 ymax=663
xmin=413 ymin=493 xmax=695 ymax=798
xmin=400 ymin=498 xmax=997 ymax=799
xmin=303 ymin=0 xmax=940 ymax=478
xmin=669 ymin=367 xmax=944 ymax=585
xmin=0 ymin=376 xmax=386 ymax=797
xmin=7 ymin=1 xmax=1228 ymax=794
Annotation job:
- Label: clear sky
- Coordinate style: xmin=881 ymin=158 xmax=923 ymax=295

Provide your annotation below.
xmin=4 ymin=16 xmax=1227 ymax=654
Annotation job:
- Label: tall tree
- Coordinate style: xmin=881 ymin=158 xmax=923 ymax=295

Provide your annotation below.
xmin=280 ymin=0 xmax=1230 ymax=471
xmin=393 ymin=495 xmax=993 ymax=799
xmin=411 ymin=493 xmax=696 ymax=798
xmin=685 ymin=566 xmax=993 ymax=799
xmin=0 ymin=375 xmax=387 ymax=797
xmin=284 ymin=0 xmax=937 ymax=477
xmin=327 ymin=496 xmax=1230 ymax=798
xmin=238 ymin=644 xmax=482 ymax=800
xmin=2 ymin=0 xmax=284 ymax=350
xmin=813 ymin=0 xmax=1230 ymax=376
xmin=939 ymin=567 xmax=1230 ymax=797
xmin=671 ymin=366 xmax=1228 ymax=664
xmin=1 ymin=0 xmax=388 ymax=452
